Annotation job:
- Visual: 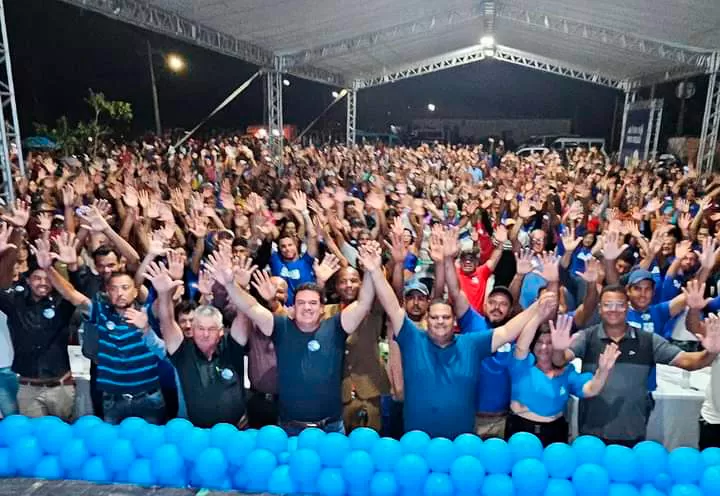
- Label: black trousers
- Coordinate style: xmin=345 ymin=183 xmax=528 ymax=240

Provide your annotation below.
xmin=89 ymin=362 xmax=103 ymax=418
xmin=504 ymin=413 xmax=569 ymax=447
xmin=246 ymin=390 xmax=278 ymax=428
xmin=699 ymin=418 xmax=720 ymax=450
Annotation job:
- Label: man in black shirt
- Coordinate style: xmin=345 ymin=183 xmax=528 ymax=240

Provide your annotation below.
xmin=145 ymin=261 xmax=248 ymax=428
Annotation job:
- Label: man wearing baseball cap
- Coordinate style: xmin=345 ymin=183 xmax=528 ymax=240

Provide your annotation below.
xmin=403 ymin=281 xmax=430 ymax=327
xmin=626 ymin=268 xmax=687 ymax=337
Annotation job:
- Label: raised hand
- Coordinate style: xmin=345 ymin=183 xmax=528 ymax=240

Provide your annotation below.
xmin=0 ymin=223 xmax=16 ymax=254
xmin=197 ymin=269 xmax=214 ymax=296
xmin=31 ymin=237 xmax=57 ymax=270
xmin=442 ymin=226 xmax=460 ymax=259
xmin=123 ymin=186 xmax=139 ymax=209
xmin=515 ymin=248 xmax=535 ymax=275
xmin=699 ymin=237 xmax=720 ymax=271
xmin=251 ymin=270 xmax=278 ymax=303
xmin=53 ymin=231 xmax=79 ymax=265
xmin=549 ymin=314 xmax=574 ymax=351
xmin=494 ymin=224 xmax=509 ymax=244
xmin=429 ymin=224 xmax=445 ymax=263
xmin=143 ymin=261 xmax=183 ymax=294
xmin=577 ymin=257 xmax=602 ymax=283
xmin=386 ymin=217 xmax=407 ymax=264
xmin=358 ymin=240 xmax=382 ymax=272
xmin=36 ymin=212 xmax=52 ymax=232
xmin=701 ymin=313 xmax=720 ymax=354
xmin=678 ymin=213 xmax=692 ymax=232
xmin=598 ymin=342 xmax=621 ymax=372
xmin=291 ymin=191 xmax=308 ymax=212
xmin=148 ymin=231 xmax=168 ymax=257
xmin=124 ymin=307 xmax=149 ymax=331
xmin=682 ymin=279 xmax=711 ymax=310
xmin=535 ymin=251 xmax=560 ymax=282
xmin=62 ymin=185 xmax=76 ymax=208
xmin=675 ymin=239 xmax=693 ymax=260
xmin=188 ymin=214 xmax=208 ymax=239
xmin=167 ymin=249 xmax=186 ymax=281
xmin=561 ymin=226 xmax=582 ymax=252
xmin=313 ymin=253 xmax=341 ymax=285
xmin=233 ymin=254 xmax=258 ymax=288
xmin=76 ymin=205 xmax=109 ymax=233
xmin=537 ymin=291 xmax=559 ymax=321
xmin=601 ymin=230 xmax=628 ymax=261
xmin=2 ymin=200 xmax=30 ymax=227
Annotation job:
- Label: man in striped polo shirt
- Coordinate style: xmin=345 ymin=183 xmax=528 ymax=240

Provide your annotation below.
xmin=36 ymin=240 xmax=165 ymax=424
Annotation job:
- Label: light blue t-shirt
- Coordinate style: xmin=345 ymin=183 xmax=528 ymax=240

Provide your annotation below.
xmin=457 ymin=308 xmax=512 ymax=414
xmin=395 ymin=316 xmax=493 ymax=438
xmin=509 ymin=353 xmax=592 ymax=417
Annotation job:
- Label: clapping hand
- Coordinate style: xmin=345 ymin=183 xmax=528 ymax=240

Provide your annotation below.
xmin=358 ymin=240 xmax=382 ymax=272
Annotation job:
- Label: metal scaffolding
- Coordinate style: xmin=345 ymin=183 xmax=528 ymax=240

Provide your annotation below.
xmin=265 ymin=67 xmax=284 ymax=161
xmin=346 ymin=88 xmax=357 ymax=145
xmin=699 ymin=53 xmax=720 ymax=175
xmin=0 ymin=0 xmax=22 ymax=204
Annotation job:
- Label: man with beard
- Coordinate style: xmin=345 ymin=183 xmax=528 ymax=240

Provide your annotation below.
xmin=324 ymin=266 xmax=390 ymax=432
xmin=36 ymin=238 xmax=164 ymax=424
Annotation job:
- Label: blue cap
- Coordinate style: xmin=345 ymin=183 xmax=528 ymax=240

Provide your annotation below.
xmin=404 ymin=281 xmax=429 ymax=297
xmin=627 ymin=269 xmax=655 ymax=287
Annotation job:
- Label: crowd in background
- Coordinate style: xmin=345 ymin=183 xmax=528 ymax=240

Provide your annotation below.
xmin=0 ymin=133 xmax=719 ymax=450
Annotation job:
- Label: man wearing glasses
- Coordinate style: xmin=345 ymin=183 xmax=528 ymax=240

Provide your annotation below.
xmin=553 ymin=284 xmax=720 ymax=447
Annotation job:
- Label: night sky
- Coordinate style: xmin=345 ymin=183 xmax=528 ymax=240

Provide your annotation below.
xmin=6 ymin=0 xmax=708 ymax=147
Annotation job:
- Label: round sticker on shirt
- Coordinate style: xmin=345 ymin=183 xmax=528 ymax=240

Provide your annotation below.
xmin=307 ymin=340 xmax=321 ymax=352
xmin=14 ymin=285 xmax=24 ymax=292
xmin=106 ymin=321 xmax=116 ymax=330
xmin=43 ymin=308 xmax=55 ymax=319
xmin=220 ymin=368 xmax=234 ymax=380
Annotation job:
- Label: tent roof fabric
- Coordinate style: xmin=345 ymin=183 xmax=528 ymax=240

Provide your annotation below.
xmin=71 ymin=0 xmax=720 ymax=88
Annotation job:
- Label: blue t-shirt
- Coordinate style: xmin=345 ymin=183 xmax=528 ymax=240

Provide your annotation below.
xmin=457 ymin=308 xmax=512 ymax=414
xmin=269 ymin=251 xmax=315 ymax=305
xmin=627 ymin=302 xmax=672 ymax=337
xmin=395 ymin=316 xmax=493 ymax=438
xmin=509 ymin=353 xmax=592 ymax=417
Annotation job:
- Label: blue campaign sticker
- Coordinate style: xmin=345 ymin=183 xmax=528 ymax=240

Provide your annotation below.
xmin=43 ymin=308 xmax=55 ymax=319
xmin=307 ymin=339 xmax=321 ymax=352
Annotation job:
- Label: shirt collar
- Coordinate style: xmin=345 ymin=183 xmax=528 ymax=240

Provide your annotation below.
xmin=598 ymin=324 xmax=636 ymax=341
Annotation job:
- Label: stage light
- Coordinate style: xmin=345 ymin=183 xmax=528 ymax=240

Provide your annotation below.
xmin=332 ymin=91 xmax=340 ymax=98
xmin=166 ymin=53 xmax=186 ymax=72
xmin=480 ymin=35 xmax=495 ymax=47
xmin=427 ymin=103 xmax=436 ymax=112
xmin=282 ymin=79 xmax=290 ymax=87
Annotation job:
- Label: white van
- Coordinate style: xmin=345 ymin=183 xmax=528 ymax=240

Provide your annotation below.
xmin=551 ymin=137 xmax=606 ymax=151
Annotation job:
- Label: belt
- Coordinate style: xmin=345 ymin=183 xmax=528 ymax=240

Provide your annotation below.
xmin=19 ymin=372 xmax=74 ymax=388
xmin=282 ymin=416 xmax=340 ymax=429
xmin=104 ymin=388 xmax=160 ymax=402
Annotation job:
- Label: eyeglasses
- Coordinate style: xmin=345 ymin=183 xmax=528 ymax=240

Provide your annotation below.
xmin=601 ymin=302 xmax=627 ymax=311
xmin=195 ymin=327 xmax=223 ymax=333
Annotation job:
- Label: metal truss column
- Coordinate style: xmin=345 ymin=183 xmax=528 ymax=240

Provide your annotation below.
xmin=699 ymin=53 xmax=720 ymax=175
xmin=648 ymin=99 xmax=664 ymax=161
xmin=0 ymin=0 xmax=23 ymax=203
xmin=265 ymin=67 xmax=284 ymax=161
xmin=346 ymin=88 xmax=357 ymax=146
xmin=618 ymin=88 xmax=631 ymax=153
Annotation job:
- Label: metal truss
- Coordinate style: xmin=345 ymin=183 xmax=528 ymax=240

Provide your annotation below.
xmin=266 ymin=69 xmax=284 ymax=161
xmin=496 ymin=2 xmax=715 ymax=71
xmin=281 ymin=4 xmax=486 ymax=68
xmin=699 ymin=54 xmax=720 ymax=175
xmin=0 ymin=0 xmax=23 ymax=203
xmin=647 ymin=99 xmax=664 ymax=161
xmin=346 ymin=89 xmax=357 ymax=145
xmin=356 ymin=44 xmax=624 ymax=90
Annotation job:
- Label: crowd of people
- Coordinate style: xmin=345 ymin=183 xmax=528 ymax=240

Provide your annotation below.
xmin=0 ymin=134 xmax=719 ymax=450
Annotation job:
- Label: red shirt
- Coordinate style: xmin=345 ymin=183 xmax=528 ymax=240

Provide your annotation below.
xmin=457 ymin=264 xmax=492 ymax=314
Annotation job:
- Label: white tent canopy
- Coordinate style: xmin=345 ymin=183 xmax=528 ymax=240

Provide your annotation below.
xmin=0 ymin=0 xmax=717 ymax=202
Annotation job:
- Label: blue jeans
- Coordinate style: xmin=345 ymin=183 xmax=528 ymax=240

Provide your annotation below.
xmin=103 ymin=389 xmax=166 ymax=425
xmin=280 ymin=418 xmax=345 ymax=437
xmin=0 ymin=367 xmax=18 ymax=417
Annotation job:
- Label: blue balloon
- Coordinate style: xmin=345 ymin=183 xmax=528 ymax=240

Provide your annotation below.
xmin=669 ymin=484 xmax=703 ymax=496
xmin=195 ymin=447 xmax=229 ymax=484
xmin=544 ymin=478 xmax=575 ymax=496
xmin=450 ymin=455 xmax=485 ymax=493
xmin=425 ymin=437 xmax=457 ymax=473
xmin=179 ymin=427 xmax=210 ymax=461
xmin=609 ymin=483 xmax=640 ymax=496
xmin=257 ymin=425 xmax=289 ymax=455
xmin=82 ymin=456 xmax=111 ymax=483
xmin=572 ymin=464 xmax=610 ymax=496
xmin=482 ymin=473 xmax=515 ymax=496
xmin=394 ymin=454 xmax=429 ymax=489
xmin=245 ymin=448 xmax=277 ymax=485
xmin=424 ymin=472 xmax=453 ymax=496
xmin=86 ymin=423 xmax=118 ymax=456
xmin=133 ymin=424 xmax=165 ymax=458
xmin=210 ymin=422 xmax=238 ymax=450
xmin=104 ymin=438 xmax=136 ymax=474
xmin=654 ymin=473 xmax=673 ymax=493
xmin=60 ymin=438 xmax=89 ymax=471
xmin=605 ymin=445 xmax=638 ymax=484
xmin=454 ymin=433 xmax=483 ymax=458
xmin=573 ymin=436 xmax=607 ymax=465
xmin=298 ymin=427 xmax=326 ymax=450
xmin=509 ymin=431 xmax=544 ymax=462
xmin=127 ymin=458 xmax=156 ymax=486
xmin=343 ymin=450 xmax=375 ymax=487
xmin=38 ymin=421 xmax=72 ymax=455
xmin=372 ymin=437 xmax=403 ymax=471
xmin=634 ymin=441 xmax=668 ymax=484
xmin=290 ymin=448 xmax=322 ymax=486
xmin=278 ymin=451 xmax=291 ymax=464
xmin=479 ymin=438 xmax=512 ymax=474
xmin=10 ymin=436 xmax=42 ymax=472
xmin=513 ymin=458 xmax=549 ymax=495
xmin=72 ymin=415 xmax=103 ymax=440
xmin=226 ymin=430 xmax=257 ymax=467
xmin=318 ymin=467 xmax=347 ymax=496
xmin=233 ymin=468 xmax=249 ymax=491
xmin=669 ymin=448 xmax=703 ymax=484
xmin=288 ymin=436 xmax=298 ymax=452
xmin=0 ymin=447 xmax=14 ymax=477
xmin=151 ymin=443 xmax=184 ymax=484
xmin=544 ymin=443 xmax=577 ymax=479
xmin=702 ymin=448 xmax=720 ymax=468
xmin=400 ymin=430 xmax=431 ymax=456
xmin=639 ymin=484 xmax=664 ymax=496
xmin=0 ymin=415 xmax=32 ymax=445
xmin=350 ymin=427 xmax=380 ymax=452
xmin=208 ymin=477 xmax=233 ymax=491
xmin=118 ymin=417 xmax=147 ymax=441
xmin=371 ymin=471 xmax=399 ymax=496
xmin=701 ymin=466 xmax=720 ymax=495
xmin=319 ymin=432 xmax=351 ymax=468
xmin=34 ymin=455 xmax=63 ymax=480
xmin=165 ymin=418 xmax=193 ymax=445
xmin=31 ymin=416 xmax=63 ymax=435
xmin=268 ymin=465 xmax=296 ymax=494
